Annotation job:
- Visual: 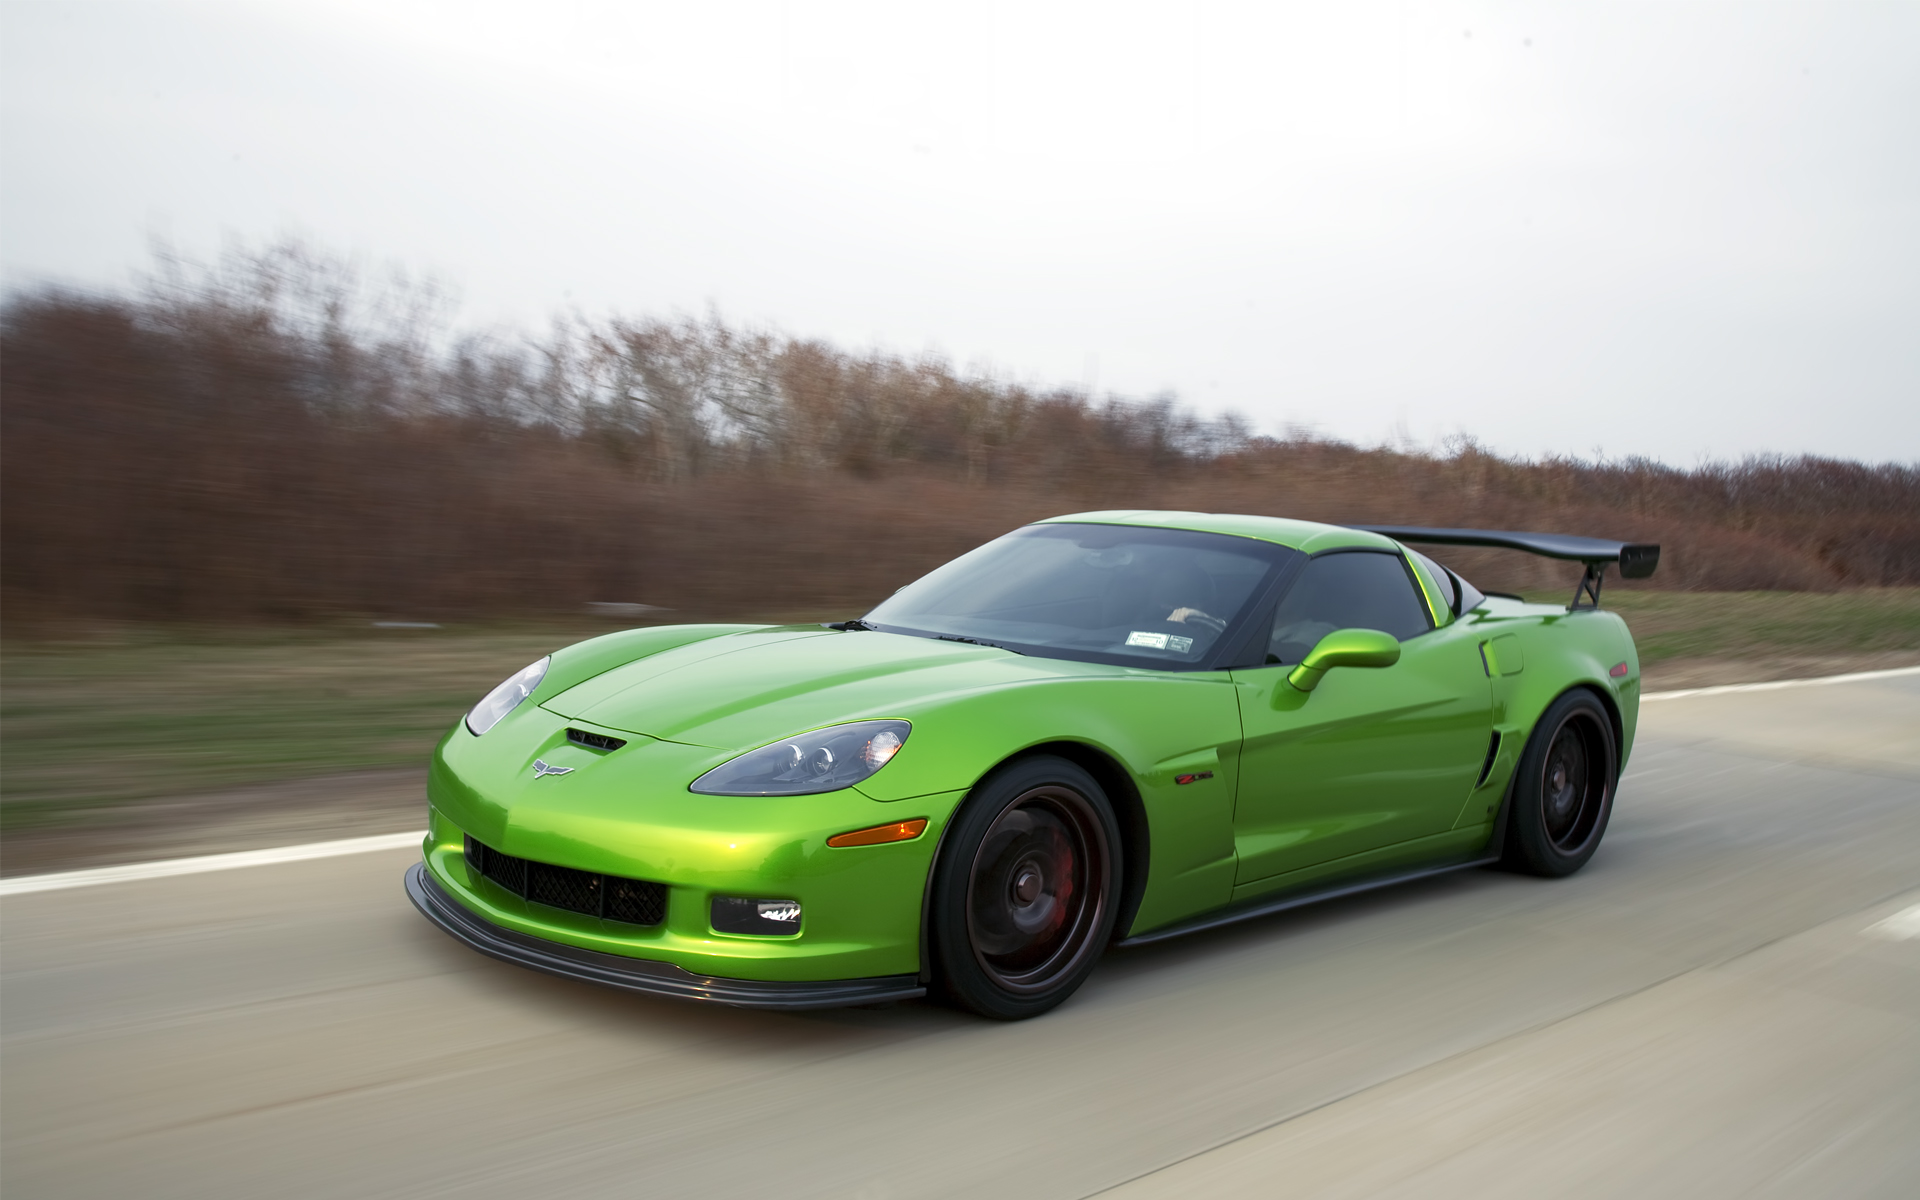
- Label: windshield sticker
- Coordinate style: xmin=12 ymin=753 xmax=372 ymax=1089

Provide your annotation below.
xmin=1168 ymin=635 xmax=1194 ymax=653
xmin=1125 ymin=631 xmax=1168 ymax=649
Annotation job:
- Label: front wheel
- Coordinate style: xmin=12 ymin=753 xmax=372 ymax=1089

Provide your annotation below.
xmin=929 ymin=756 xmax=1121 ymax=1019
xmin=1501 ymin=689 xmax=1619 ymax=877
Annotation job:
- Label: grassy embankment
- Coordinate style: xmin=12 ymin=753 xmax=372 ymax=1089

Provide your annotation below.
xmin=1598 ymin=588 xmax=1920 ymax=669
xmin=8 ymin=246 xmax=1915 ymax=870
xmin=6 ymin=590 xmax=1918 ymax=838
xmin=2 ymin=622 xmax=638 ymax=833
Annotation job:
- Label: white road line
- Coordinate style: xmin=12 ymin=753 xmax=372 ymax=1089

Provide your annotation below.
xmin=1642 ymin=664 xmax=1920 ymax=703
xmin=4 ymin=665 xmax=1916 ymax=898
xmin=1864 ymin=903 xmax=1920 ymax=942
xmin=0 ymin=831 xmax=425 ymax=897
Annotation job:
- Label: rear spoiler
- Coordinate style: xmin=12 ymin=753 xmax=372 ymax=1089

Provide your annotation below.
xmin=1355 ymin=525 xmax=1660 ymax=611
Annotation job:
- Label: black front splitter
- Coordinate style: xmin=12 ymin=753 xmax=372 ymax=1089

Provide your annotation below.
xmin=405 ymin=863 xmax=926 ymax=1011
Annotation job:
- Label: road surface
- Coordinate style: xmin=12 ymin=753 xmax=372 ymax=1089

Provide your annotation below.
xmin=4 ymin=674 xmax=1917 ymax=1198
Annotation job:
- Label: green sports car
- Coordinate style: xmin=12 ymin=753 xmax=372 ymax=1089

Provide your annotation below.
xmin=407 ymin=511 xmax=1659 ymax=1018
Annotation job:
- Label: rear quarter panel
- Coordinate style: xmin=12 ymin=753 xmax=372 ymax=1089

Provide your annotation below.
xmin=1452 ymin=600 xmax=1641 ymax=825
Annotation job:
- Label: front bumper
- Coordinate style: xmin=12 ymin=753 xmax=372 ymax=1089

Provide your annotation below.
xmin=428 ymin=715 xmax=966 ymax=983
xmin=407 ymin=863 xmax=926 ymax=1010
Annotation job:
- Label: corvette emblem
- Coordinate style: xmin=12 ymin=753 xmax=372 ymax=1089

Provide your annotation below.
xmin=531 ymin=759 xmax=574 ymax=779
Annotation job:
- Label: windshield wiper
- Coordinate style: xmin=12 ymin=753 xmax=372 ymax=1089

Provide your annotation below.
xmin=936 ymin=634 xmax=1023 ymax=654
xmin=824 ymin=619 xmax=877 ymax=631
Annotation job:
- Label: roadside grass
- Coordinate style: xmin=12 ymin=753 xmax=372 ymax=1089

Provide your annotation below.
xmin=1536 ymin=587 xmax=1920 ymax=664
xmin=5 ymin=590 xmax=1918 ymax=829
xmin=0 ymin=620 xmax=725 ymax=830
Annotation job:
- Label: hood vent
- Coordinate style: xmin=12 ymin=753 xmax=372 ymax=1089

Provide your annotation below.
xmin=566 ymin=728 xmax=627 ymax=752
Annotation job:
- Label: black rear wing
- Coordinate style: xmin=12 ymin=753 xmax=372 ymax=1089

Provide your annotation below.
xmin=1356 ymin=525 xmax=1660 ymax=611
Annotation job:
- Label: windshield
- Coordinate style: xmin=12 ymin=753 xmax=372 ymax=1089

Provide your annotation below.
xmin=865 ymin=523 xmax=1296 ymax=668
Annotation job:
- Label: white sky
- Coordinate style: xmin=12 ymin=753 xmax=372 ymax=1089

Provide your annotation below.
xmin=3 ymin=1 xmax=1916 ymax=463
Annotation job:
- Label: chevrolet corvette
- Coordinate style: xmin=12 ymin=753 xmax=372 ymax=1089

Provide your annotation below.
xmin=407 ymin=512 xmax=1658 ymax=1018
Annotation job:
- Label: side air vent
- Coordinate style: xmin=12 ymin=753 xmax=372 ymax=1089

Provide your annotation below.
xmin=566 ymin=728 xmax=628 ymax=752
xmin=464 ymin=835 xmax=664 ymax=926
xmin=1475 ymin=732 xmax=1502 ymax=788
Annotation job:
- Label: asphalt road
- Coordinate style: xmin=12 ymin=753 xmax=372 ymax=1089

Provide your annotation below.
xmin=4 ymin=675 xmax=1917 ymax=1199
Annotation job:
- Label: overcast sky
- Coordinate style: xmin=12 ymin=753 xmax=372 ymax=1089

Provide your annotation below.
xmin=3 ymin=1 xmax=1915 ymax=463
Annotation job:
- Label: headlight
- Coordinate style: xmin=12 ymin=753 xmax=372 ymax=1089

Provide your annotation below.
xmin=465 ymin=656 xmax=550 ymax=736
xmin=689 ymin=720 xmax=911 ymax=796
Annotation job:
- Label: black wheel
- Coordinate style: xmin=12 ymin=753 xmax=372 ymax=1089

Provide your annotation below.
xmin=929 ymin=756 xmax=1121 ymax=1020
xmin=1502 ymin=690 xmax=1618 ymax=877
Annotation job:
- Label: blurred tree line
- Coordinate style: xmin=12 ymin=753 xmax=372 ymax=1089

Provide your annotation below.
xmin=4 ymin=241 xmax=1917 ymax=624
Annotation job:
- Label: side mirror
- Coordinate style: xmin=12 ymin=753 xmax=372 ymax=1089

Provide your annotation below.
xmin=1287 ymin=628 xmax=1401 ymax=693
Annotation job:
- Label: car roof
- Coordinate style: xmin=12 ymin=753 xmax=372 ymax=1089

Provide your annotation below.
xmin=1035 ymin=510 xmax=1397 ymax=554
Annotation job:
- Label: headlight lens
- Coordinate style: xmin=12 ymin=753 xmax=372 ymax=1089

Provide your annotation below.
xmin=465 ymin=656 xmax=550 ymax=736
xmin=689 ymin=720 xmax=912 ymax=796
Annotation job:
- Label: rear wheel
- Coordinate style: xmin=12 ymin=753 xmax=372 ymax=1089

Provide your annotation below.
xmin=1502 ymin=690 xmax=1618 ymax=877
xmin=929 ymin=756 xmax=1120 ymax=1019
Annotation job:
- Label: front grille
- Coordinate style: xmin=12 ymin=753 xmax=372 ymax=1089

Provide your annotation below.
xmin=465 ymin=835 xmax=665 ymax=926
xmin=470 ymin=838 xmax=528 ymax=895
xmin=607 ymin=875 xmax=667 ymax=925
xmin=528 ymin=860 xmax=602 ymax=914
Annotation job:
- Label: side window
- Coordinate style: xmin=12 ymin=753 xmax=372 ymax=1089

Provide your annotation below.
xmin=1406 ymin=548 xmax=1487 ymax=616
xmin=1407 ymin=549 xmax=1458 ymax=619
xmin=1266 ymin=552 xmax=1433 ymax=664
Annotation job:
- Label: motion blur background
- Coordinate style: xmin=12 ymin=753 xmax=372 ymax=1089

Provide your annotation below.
xmin=2 ymin=2 xmax=1917 ymax=857
xmin=4 ymin=9 xmax=1920 ymax=1198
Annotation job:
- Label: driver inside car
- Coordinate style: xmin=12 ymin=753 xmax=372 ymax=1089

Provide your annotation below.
xmin=1151 ymin=569 xmax=1227 ymax=632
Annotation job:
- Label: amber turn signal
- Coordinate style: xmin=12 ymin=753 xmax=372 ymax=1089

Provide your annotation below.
xmin=827 ymin=818 xmax=928 ymax=848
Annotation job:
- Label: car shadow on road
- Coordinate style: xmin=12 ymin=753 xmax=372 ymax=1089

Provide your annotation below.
xmin=394 ymin=864 xmax=1565 ymax=1044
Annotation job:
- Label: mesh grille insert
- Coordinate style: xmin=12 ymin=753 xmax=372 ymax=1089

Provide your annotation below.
xmin=528 ymin=861 xmax=602 ymax=916
xmin=464 ymin=834 xmax=665 ymax=926
xmin=607 ymin=876 xmax=668 ymax=925
xmin=467 ymin=837 xmax=528 ymax=897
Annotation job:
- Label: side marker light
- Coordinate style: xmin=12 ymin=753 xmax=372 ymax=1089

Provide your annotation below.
xmin=1174 ymin=772 xmax=1215 ymax=785
xmin=1609 ymin=662 xmax=1630 ymax=678
xmin=827 ymin=818 xmax=929 ymax=848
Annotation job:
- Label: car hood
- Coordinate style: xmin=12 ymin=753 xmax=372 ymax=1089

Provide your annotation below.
xmin=540 ymin=626 xmax=1111 ymax=750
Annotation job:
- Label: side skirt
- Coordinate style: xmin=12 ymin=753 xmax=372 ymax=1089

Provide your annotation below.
xmin=1113 ymin=853 xmax=1499 ymax=949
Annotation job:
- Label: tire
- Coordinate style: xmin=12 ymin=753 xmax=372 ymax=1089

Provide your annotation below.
xmin=929 ymin=756 xmax=1122 ymax=1020
xmin=1501 ymin=689 xmax=1618 ymax=878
